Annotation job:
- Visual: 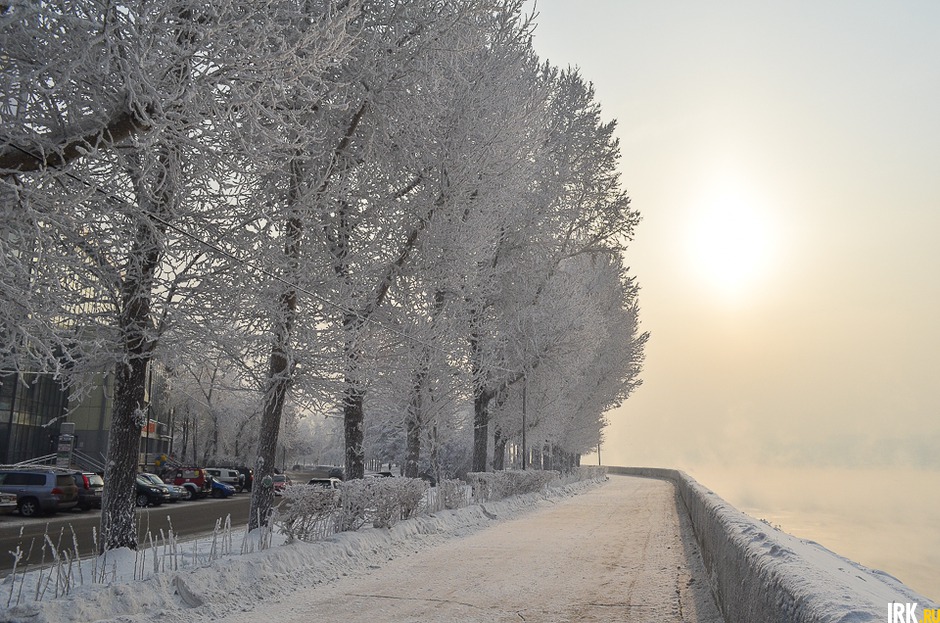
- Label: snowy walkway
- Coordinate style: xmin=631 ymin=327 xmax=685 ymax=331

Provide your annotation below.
xmin=211 ymin=476 xmax=722 ymax=623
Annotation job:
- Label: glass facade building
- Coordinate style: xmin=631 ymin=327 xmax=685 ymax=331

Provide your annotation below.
xmin=0 ymin=372 xmax=69 ymax=464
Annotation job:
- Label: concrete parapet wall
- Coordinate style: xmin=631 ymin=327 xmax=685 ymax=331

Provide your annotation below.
xmin=607 ymin=466 xmax=936 ymax=623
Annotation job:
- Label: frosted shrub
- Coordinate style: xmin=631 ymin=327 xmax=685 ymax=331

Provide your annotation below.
xmin=339 ymin=479 xmax=373 ymax=531
xmin=467 ymin=470 xmax=561 ymax=502
xmin=438 ymin=479 xmax=468 ymax=510
xmin=395 ymin=478 xmax=428 ymax=521
xmin=369 ymin=480 xmax=400 ymax=529
xmin=338 ymin=478 xmax=429 ymax=530
xmin=277 ymin=484 xmax=341 ymax=543
xmin=573 ymin=466 xmax=608 ymax=482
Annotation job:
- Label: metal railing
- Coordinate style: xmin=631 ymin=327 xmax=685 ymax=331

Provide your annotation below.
xmin=6 ymin=450 xmax=107 ymax=473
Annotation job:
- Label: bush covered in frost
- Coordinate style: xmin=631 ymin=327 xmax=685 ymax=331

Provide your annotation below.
xmin=338 ymin=477 xmax=430 ymax=530
xmin=437 ymin=478 xmax=470 ymax=510
xmin=277 ymin=467 xmax=607 ymax=542
xmin=564 ymin=465 xmax=608 ymax=483
xmin=467 ymin=470 xmax=560 ymax=502
xmin=277 ymin=484 xmax=341 ymax=543
xmin=465 ymin=466 xmax=606 ymax=501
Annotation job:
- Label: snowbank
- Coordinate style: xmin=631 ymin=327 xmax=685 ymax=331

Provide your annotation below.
xmin=609 ymin=467 xmax=937 ymax=623
xmin=1 ymin=480 xmax=600 ymax=623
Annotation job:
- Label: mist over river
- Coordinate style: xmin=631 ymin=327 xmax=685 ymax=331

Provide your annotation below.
xmin=686 ymin=465 xmax=940 ymax=601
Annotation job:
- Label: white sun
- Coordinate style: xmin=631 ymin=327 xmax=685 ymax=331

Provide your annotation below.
xmin=685 ymin=187 xmax=777 ymax=300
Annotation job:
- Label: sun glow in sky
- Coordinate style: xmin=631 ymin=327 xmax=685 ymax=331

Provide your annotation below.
xmin=684 ymin=180 xmax=778 ymax=302
xmin=527 ymin=0 xmax=940 ymax=598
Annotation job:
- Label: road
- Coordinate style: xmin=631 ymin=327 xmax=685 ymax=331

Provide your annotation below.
xmin=0 ymin=494 xmax=250 ymax=575
xmin=207 ymin=476 xmax=723 ymax=623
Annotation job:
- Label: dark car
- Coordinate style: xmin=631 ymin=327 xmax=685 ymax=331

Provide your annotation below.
xmin=135 ymin=475 xmax=171 ymax=507
xmin=308 ymin=465 xmax=345 ymax=481
xmin=72 ymin=471 xmax=104 ymax=511
xmin=234 ymin=466 xmax=253 ymax=492
xmin=307 ymin=477 xmax=341 ymax=490
xmin=139 ymin=472 xmax=187 ymax=502
xmin=0 ymin=466 xmax=79 ymax=517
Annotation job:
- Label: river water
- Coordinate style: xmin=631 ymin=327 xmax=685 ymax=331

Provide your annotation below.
xmin=687 ymin=465 xmax=940 ymax=602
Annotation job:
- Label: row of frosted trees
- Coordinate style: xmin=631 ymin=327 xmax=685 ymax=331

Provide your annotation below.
xmin=0 ymin=0 xmax=647 ymax=551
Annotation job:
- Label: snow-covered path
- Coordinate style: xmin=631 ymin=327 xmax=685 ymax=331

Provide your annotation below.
xmin=212 ymin=476 xmax=722 ymax=623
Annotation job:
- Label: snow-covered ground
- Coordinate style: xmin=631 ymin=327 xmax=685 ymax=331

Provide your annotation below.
xmin=196 ymin=475 xmax=722 ymax=623
xmin=5 ymin=471 xmax=935 ymax=623
xmin=3 ymin=477 xmax=721 ymax=623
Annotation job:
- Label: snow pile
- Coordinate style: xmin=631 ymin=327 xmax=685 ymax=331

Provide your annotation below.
xmin=2 ymin=479 xmax=602 ymax=623
xmin=609 ymin=467 xmax=937 ymax=622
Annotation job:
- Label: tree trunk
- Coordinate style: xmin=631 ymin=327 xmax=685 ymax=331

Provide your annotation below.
xmin=248 ymin=336 xmax=291 ymax=530
xmin=340 ymin=304 xmax=366 ymax=480
xmin=428 ymin=424 xmax=441 ymax=484
xmin=343 ymin=379 xmax=365 ymax=480
xmin=248 ymin=161 xmax=303 ymax=530
xmin=404 ymin=408 xmax=421 ymax=478
xmin=404 ymin=335 xmax=434 ymax=479
xmin=100 ymin=147 xmax=176 ymax=552
xmin=100 ymin=356 xmax=149 ymax=551
xmin=472 ymin=390 xmax=491 ymax=472
xmin=493 ymin=427 xmax=506 ymax=471
xmin=191 ymin=417 xmax=198 ymax=464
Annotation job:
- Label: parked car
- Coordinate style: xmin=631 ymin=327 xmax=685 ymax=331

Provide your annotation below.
xmin=209 ymin=478 xmax=236 ymax=499
xmin=72 ymin=471 xmax=105 ymax=511
xmin=0 ymin=466 xmax=79 ymax=517
xmin=168 ymin=467 xmax=212 ymax=499
xmin=0 ymin=492 xmax=18 ymax=515
xmin=139 ymin=473 xmax=187 ymax=502
xmin=308 ymin=465 xmax=345 ymax=481
xmin=272 ymin=474 xmax=291 ymax=495
xmin=135 ymin=475 xmax=171 ymax=507
xmin=205 ymin=467 xmax=242 ymax=492
xmin=163 ymin=480 xmax=190 ymax=502
xmin=307 ymin=477 xmax=342 ymax=490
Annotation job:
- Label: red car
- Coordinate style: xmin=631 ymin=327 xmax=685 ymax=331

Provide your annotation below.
xmin=272 ymin=474 xmax=291 ymax=495
xmin=169 ymin=467 xmax=212 ymax=499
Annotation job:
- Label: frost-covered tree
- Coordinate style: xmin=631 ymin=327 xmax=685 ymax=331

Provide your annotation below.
xmin=2 ymin=0 xmax=647 ymax=549
xmin=279 ymin=0 xmax=542 ymax=482
xmin=492 ymin=254 xmax=647 ymax=468
xmin=465 ymin=67 xmax=641 ymax=471
xmin=0 ymin=0 xmax=354 ymax=549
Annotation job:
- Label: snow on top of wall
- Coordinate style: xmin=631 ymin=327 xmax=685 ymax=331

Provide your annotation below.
xmin=682 ymin=473 xmax=938 ymax=622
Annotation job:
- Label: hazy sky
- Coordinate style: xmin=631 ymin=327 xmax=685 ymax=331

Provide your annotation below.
xmin=526 ymin=1 xmax=940 ymax=473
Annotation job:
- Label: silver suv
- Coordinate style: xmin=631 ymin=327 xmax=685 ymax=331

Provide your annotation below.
xmin=0 ymin=466 xmax=80 ymax=517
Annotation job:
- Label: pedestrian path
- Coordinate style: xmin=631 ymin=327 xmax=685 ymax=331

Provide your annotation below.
xmin=215 ymin=475 xmax=723 ymax=622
